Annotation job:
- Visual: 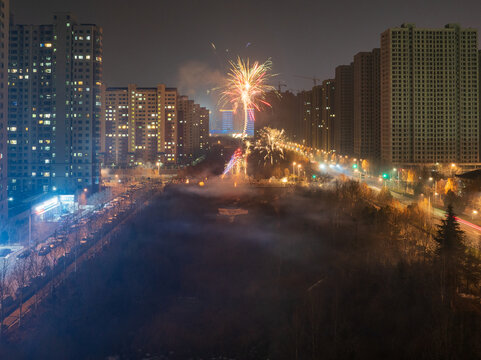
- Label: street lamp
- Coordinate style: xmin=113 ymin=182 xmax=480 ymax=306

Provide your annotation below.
xmin=292 ymin=162 xmax=296 ymax=176
xmin=297 ymin=164 xmax=302 ymax=179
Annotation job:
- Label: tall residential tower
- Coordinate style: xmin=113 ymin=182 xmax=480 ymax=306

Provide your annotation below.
xmin=353 ymin=48 xmax=381 ymax=160
xmin=0 ymin=0 xmax=8 ymax=223
xmin=8 ymin=12 xmax=102 ymax=201
xmin=380 ymin=23 xmax=479 ymax=165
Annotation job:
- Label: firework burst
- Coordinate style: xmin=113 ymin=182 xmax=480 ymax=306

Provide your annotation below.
xmin=219 ymin=57 xmax=276 ymax=136
xmin=255 ymin=127 xmax=286 ymax=166
xmin=222 ymin=148 xmax=244 ymax=177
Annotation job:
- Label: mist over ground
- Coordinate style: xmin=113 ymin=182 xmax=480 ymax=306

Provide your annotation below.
xmin=1 ymin=182 xmax=480 ymax=359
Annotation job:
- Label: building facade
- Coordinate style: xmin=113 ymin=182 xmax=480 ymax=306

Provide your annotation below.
xmin=334 ymin=66 xmax=354 ymax=156
xmin=101 ymin=86 xmax=208 ymax=167
xmin=199 ymin=107 xmax=209 ymax=153
xmin=220 ymin=109 xmax=234 ymax=134
xmin=380 ymin=23 xmax=479 ymax=165
xmin=353 ymin=48 xmax=381 ymax=160
xmin=8 ymin=12 xmax=102 ymax=202
xmin=297 ymin=90 xmax=313 ymax=146
xmin=0 ymin=0 xmax=8 ymax=223
xmin=177 ymin=96 xmax=195 ymax=163
xmin=101 ymin=87 xmax=132 ymax=167
xmin=320 ymin=80 xmax=336 ymax=152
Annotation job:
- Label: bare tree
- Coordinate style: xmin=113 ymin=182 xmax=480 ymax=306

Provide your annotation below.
xmin=12 ymin=258 xmax=29 ymax=327
xmin=28 ymin=252 xmax=46 ymax=310
xmin=0 ymin=257 xmax=11 ymax=338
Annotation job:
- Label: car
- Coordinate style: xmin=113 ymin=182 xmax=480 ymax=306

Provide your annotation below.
xmin=17 ymin=249 xmax=32 ymax=259
xmin=38 ymin=246 xmax=51 ymax=256
xmin=0 ymin=248 xmax=12 ymax=258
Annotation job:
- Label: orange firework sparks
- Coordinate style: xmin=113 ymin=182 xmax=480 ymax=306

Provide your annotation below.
xmin=220 ymin=57 xmax=276 ymax=136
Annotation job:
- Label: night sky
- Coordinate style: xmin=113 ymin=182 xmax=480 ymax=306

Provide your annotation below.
xmin=11 ymin=0 xmax=481 ymax=116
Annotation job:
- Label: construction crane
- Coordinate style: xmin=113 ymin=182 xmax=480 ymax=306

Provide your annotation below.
xmin=293 ymin=75 xmax=321 ymax=87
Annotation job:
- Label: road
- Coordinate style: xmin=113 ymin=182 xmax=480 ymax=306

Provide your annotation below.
xmin=282 ymin=142 xmax=481 ymax=242
xmin=0 ymin=180 xmax=162 ymax=331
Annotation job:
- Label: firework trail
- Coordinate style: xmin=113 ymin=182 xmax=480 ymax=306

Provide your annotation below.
xmin=219 ymin=57 xmax=276 ymax=136
xmin=222 ymin=148 xmax=243 ymax=177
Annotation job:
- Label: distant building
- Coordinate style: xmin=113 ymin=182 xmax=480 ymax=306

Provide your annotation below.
xmin=8 ymin=12 xmax=103 ymax=203
xmin=380 ymin=23 xmax=479 ymax=164
xmin=245 ymin=109 xmax=255 ymax=137
xmin=334 ymin=65 xmax=354 ymax=156
xmin=320 ymin=80 xmax=336 ymax=152
xmin=309 ymin=85 xmax=322 ymax=149
xmin=199 ymin=107 xmax=209 ymax=152
xmin=160 ymin=86 xmax=179 ymax=164
xmin=101 ymin=86 xmax=207 ymax=166
xmin=101 ymin=87 xmax=132 ymax=167
xmin=353 ymin=48 xmax=381 ymax=161
xmin=220 ymin=109 xmax=234 ymax=133
xmin=297 ymin=90 xmax=313 ymax=146
xmin=177 ymin=96 xmax=203 ymax=164
xmin=101 ymin=85 xmax=178 ymax=166
xmin=178 ymin=101 xmax=208 ymax=160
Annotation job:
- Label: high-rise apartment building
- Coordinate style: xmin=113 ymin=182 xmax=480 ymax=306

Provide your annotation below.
xmin=100 ymin=86 xmax=132 ymax=167
xmin=8 ymin=12 xmax=102 ymax=202
xmin=220 ymin=109 xmax=234 ymax=133
xmin=101 ymin=86 xmax=208 ymax=166
xmin=199 ymin=107 xmax=209 ymax=152
xmin=0 ymin=0 xmax=8 ymax=224
xmin=158 ymin=86 xmax=178 ymax=164
xmin=334 ymin=66 xmax=354 ymax=156
xmin=320 ymin=80 xmax=336 ymax=152
xmin=353 ymin=49 xmax=381 ymax=160
xmin=101 ymin=85 xmax=178 ymax=166
xmin=380 ymin=23 xmax=479 ymax=164
xmin=298 ymin=90 xmax=313 ymax=146
xmin=177 ymin=98 xmax=209 ymax=163
xmin=177 ymin=96 xmax=195 ymax=163
xmin=310 ymin=85 xmax=322 ymax=149
xmin=128 ymin=85 xmax=161 ymax=165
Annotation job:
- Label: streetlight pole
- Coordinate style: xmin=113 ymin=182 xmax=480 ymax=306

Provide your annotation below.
xmin=28 ymin=210 xmax=32 ymax=248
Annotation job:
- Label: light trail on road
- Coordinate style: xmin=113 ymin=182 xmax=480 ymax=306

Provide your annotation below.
xmin=454 ymin=217 xmax=481 ymax=232
xmin=280 ymin=141 xmax=481 ymax=238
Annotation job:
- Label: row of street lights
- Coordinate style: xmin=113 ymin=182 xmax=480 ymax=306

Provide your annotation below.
xmin=292 ymin=162 xmax=303 ymax=179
